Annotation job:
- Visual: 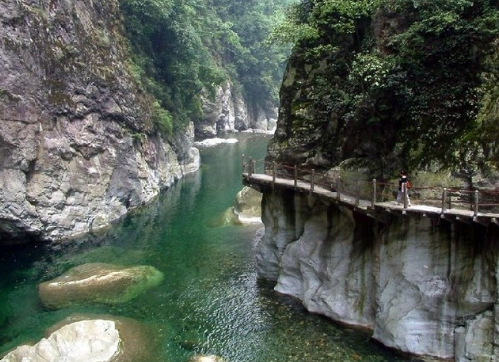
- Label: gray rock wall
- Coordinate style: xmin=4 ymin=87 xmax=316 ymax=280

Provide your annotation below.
xmin=256 ymin=189 xmax=499 ymax=360
xmin=0 ymin=0 xmax=199 ymax=243
xmin=197 ymin=81 xmax=277 ymax=139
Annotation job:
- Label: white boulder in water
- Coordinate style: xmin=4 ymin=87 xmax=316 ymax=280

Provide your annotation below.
xmin=1 ymin=320 xmax=119 ymax=362
xmin=189 ymin=355 xmax=226 ymax=362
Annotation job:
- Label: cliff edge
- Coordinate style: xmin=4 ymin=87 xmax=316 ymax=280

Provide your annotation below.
xmin=0 ymin=0 xmax=199 ymax=244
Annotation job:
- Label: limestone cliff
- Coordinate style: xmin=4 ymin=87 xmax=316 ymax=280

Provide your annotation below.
xmin=256 ymin=189 xmax=499 ymax=360
xmin=0 ymin=0 xmax=199 ymax=244
xmin=196 ymin=81 xmax=278 ymax=139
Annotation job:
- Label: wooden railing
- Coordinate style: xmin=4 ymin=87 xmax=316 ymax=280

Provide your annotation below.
xmin=242 ymin=156 xmax=499 ymax=217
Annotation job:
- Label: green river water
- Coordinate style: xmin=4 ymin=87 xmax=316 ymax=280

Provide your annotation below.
xmin=0 ymin=134 xmax=413 ymax=362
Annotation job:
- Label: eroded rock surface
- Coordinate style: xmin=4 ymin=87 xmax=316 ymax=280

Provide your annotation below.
xmin=197 ymin=81 xmax=277 ymax=139
xmin=38 ymin=263 xmax=164 ymax=309
xmin=0 ymin=0 xmax=199 ymax=244
xmin=256 ymin=189 xmax=499 ymax=360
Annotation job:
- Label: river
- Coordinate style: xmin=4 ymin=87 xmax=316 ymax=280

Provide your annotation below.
xmin=0 ymin=134 xmax=411 ymax=361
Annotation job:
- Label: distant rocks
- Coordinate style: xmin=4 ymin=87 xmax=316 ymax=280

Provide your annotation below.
xmin=197 ymin=81 xmax=277 ymax=139
xmin=38 ymin=263 xmax=164 ymax=309
xmin=194 ymin=138 xmax=238 ymax=147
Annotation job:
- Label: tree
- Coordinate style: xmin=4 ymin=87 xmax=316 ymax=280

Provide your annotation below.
xmin=269 ymin=0 xmax=499 ymax=175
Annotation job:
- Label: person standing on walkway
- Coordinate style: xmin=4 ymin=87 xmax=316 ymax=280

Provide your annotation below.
xmin=396 ymin=170 xmax=411 ymax=206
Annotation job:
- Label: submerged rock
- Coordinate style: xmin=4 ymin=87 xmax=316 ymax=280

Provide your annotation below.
xmin=0 ymin=315 xmax=157 ymax=362
xmin=38 ymin=263 xmax=164 ymax=309
xmin=188 ymin=355 xmax=226 ymax=362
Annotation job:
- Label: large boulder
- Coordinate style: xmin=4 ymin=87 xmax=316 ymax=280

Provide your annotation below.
xmin=233 ymin=186 xmax=262 ymax=224
xmin=38 ymin=263 xmax=164 ymax=309
xmin=0 ymin=315 xmax=157 ymax=362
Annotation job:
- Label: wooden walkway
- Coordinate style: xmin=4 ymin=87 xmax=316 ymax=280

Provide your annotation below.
xmin=242 ymin=159 xmax=499 ymax=227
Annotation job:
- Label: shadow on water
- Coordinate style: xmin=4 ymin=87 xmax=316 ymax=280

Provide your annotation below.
xmin=0 ymin=134 xmax=412 ymax=361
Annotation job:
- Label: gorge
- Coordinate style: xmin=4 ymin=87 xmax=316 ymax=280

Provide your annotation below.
xmin=1 ymin=0 xmax=499 ymax=361
xmin=0 ymin=0 xmax=279 ymax=244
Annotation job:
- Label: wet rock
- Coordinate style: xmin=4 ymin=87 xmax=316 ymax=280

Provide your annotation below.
xmin=0 ymin=315 xmax=157 ymax=362
xmin=0 ymin=0 xmax=199 ymax=245
xmin=233 ymin=186 xmax=262 ymax=224
xmin=38 ymin=263 xmax=164 ymax=309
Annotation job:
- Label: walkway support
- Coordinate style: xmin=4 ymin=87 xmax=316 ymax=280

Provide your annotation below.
xmin=294 ymin=165 xmax=298 ymax=187
xmin=441 ymin=188 xmax=447 ymax=213
xmin=474 ymin=190 xmax=479 ymax=216
xmin=310 ymin=169 xmax=315 ymax=194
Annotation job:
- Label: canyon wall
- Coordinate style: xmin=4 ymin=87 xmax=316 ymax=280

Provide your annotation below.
xmin=0 ymin=0 xmax=199 ymax=244
xmin=196 ymin=81 xmax=278 ymax=139
xmin=256 ymin=188 xmax=499 ymax=361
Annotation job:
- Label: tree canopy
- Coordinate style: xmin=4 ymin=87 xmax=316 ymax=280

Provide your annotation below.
xmin=119 ymin=0 xmax=296 ymax=135
xmin=272 ymin=0 xmax=499 ymax=176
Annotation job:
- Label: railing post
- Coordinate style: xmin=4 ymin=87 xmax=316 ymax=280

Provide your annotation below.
xmin=248 ymin=158 xmax=253 ymax=176
xmin=441 ymin=188 xmax=447 ymax=213
xmin=336 ymin=176 xmax=341 ymax=201
xmin=310 ymin=169 xmax=315 ymax=193
xmin=356 ymin=181 xmax=360 ymax=206
xmin=242 ymin=154 xmax=246 ymax=173
xmin=294 ymin=165 xmax=298 ymax=187
xmin=403 ymin=184 xmax=408 ymax=209
xmin=372 ymin=179 xmax=377 ymax=206
xmin=474 ymin=190 xmax=479 ymax=216
xmin=272 ymin=161 xmax=276 ymax=186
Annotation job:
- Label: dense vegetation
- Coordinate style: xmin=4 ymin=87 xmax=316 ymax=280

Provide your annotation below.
xmin=272 ymin=0 xmax=499 ymax=178
xmin=118 ymin=0 xmax=296 ymax=136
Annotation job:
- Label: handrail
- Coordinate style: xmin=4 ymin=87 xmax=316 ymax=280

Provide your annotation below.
xmin=241 ymin=155 xmax=499 ymax=216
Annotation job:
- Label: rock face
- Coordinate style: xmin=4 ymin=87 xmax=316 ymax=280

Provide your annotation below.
xmin=0 ymin=0 xmax=199 ymax=244
xmin=196 ymin=81 xmax=277 ymax=139
xmin=256 ymin=188 xmax=499 ymax=360
xmin=38 ymin=263 xmax=164 ymax=310
xmin=233 ymin=186 xmax=262 ymax=224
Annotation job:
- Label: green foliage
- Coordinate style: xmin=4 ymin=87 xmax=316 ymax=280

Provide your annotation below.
xmin=119 ymin=0 xmax=295 ymax=132
xmin=152 ymin=101 xmax=173 ymax=137
xmin=276 ymin=0 xmax=499 ymax=175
